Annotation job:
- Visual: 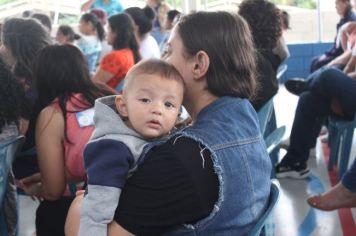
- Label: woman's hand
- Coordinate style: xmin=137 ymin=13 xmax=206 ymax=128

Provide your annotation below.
xmin=18 ymin=173 xmax=44 ymax=201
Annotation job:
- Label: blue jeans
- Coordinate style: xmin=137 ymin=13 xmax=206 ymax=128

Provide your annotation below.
xmin=342 ymin=159 xmax=356 ymax=192
xmin=283 ymin=68 xmax=356 ymax=164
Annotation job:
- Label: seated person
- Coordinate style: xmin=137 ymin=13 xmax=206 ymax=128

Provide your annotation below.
xmin=310 ymin=0 xmax=356 ymax=73
xmin=79 ymin=59 xmax=184 ymax=235
xmin=92 ymin=13 xmax=140 ymax=90
xmin=76 ymin=13 xmax=105 ymax=73
xmin=0 ymin=57 xmax=26 ymax=236
xmin=18 ymin=44 xmax=114 ymax=236
xmin=238 ymin=0 xmax=283 ymax=110
xmin=286 ymin=21 xmax=356 ymax=96
xmin=66 ymin=11 xmax=272 ymax=236
xmin=276 ymin=66 xmax=356 ymax=179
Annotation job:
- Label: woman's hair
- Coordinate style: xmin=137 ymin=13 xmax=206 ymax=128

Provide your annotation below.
xmin=177 ymin=11 xmax=257 ymax=99
xmin=0 ymin=57 xmax=25 ymax=133
xmin=1 ymin=18 xmax=52 ymax=83
xmin=57 ymin=25 xmax=79 ymax=42
xmin=125 ymin=6 xmax=155 ymax=37
xmin=80 ymin=13 xmax=105 ymax=41
xmin=90 ymin=8 xmax=108 ymax=25
xmin=33 ymin=44 xmax=114 ymax=141
xmin=108 ymin=13 xmax=141 ymax=63
xmin=238 ymin=0 xmax=282 ymax=51
xmin=31 ymin=13 xmax=52 ymax=33
xmin=341 ymin=0 xmax=352 ymax=18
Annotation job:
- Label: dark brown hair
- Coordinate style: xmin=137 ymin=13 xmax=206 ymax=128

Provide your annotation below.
xmin=108 ymin=13 xmax=141 ymax=63
xmin=177 ymin=11 xmax=257 ymax=99
xmin=238 ymin=0 xmax=282 ymax=51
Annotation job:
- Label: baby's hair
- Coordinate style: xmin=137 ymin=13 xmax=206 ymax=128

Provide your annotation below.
xmin=123 ymin=59 xmax=184 ymax=95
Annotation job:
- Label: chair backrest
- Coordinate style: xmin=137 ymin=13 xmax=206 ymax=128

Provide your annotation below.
xmin=276 ymin=64 xmax=288 ymax=81
xmin=248 ymin=181 xmax=280 ymax=236
xmin=264 ymin=126 xmax=286 ymax=154
xmin=257 ymin=98 xmax=274 ymax=135
xmin=0 ymin=135 xmax=25 ymax=204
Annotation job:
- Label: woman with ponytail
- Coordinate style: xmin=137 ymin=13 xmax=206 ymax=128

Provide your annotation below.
xmin=77 ymin=13 xmax=105 ymax=73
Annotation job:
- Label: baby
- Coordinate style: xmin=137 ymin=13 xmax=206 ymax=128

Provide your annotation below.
xmin=79 ymin=59 xmax=184 ymax=236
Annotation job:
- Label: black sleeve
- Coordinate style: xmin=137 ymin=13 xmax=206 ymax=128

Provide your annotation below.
xmin=114 ymin=137 xmax=219 ymax=236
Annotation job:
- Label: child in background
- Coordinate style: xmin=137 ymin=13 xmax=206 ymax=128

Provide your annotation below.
xmin=160 ymin=9 xmax=181 ymax=54
xmin=55 ymin=25 xmax=78 ymax=45
xmin=78 ymin=59 xmax=184 ymax=236
xmin=77 ymin=13 xmax=105 ymax=73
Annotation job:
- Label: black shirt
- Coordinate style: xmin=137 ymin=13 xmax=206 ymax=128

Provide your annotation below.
xmin=114 ymin=136 xmax=219 ymax=235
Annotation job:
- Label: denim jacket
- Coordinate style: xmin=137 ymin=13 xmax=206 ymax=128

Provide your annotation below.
xmin=165 ymin=96 xmax=272 ymax=236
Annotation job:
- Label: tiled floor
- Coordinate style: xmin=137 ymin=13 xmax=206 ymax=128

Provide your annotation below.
xmin=273 ymin=85 xmax=356 ymax=236
xmin=17 ymin=85 xmax=356 ymax=236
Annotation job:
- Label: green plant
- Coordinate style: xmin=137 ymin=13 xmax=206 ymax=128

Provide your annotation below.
xmin=0 ymin=0 xmax=16 ymax=5
xmin=271 ymin=0 xmax=316 ymax=9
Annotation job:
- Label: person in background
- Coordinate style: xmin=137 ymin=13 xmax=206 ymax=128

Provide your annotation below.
xmin=90 ymin=8 xmax=113 ymax=60
xmin=275 ymin=64 xmax=356 ymax=179
xmin=79 ymin=59 xmax=184 ymax=236
xmin=18 ymin=44 xmax=114 ymax=236
xmin=77 ymin=13 xmax=105 ymax=73
xmin=159 ymin=9 xmax=181 ymax=53
xmin=238 ymin=0 xmax=283 ymax=111
xmin=146 ymin=0 xmax=170 ymax=44
xmin=55 ymin=25 xmax=78 ymax=45
xmin=0 ymin=57 xmax=26 ymax=236
xmin=310 ymin=0 xmax=356 ymax=73
xmin=125 ymin=6 xmax=160 ymax=59
xmin=92 ymin=13 xmax=141 ymax=90
xmin=273 ymin=10 xmax=290 ymax=63
xmin=31 ymin=13 xmax=52 ymax=34
xmin=66 ymin=11 xmax=272 ymax=236
xmin=0 ymin=18 xmax=52 ymax=180
xmin=81 ymin=0 xmax=124 ymax=17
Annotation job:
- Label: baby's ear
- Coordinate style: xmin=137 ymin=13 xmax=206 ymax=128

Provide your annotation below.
xmin=115 ymin=95 xmax=128 ymax=117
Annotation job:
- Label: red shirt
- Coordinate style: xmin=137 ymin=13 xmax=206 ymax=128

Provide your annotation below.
xmin=100 ymin=48 xmax=135 ymax=89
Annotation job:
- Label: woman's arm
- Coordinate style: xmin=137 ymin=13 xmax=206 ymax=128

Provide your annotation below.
xmin=81 ymin=0 xmax=95 ymax=12
xmin=343 ymin=54 xmax=356 ymax=74
xmin=340 ymin=22 xmax=356 ymax=51
xmin=21 ymin=106 xmax=66 ymax=200
xmin=92 ymin=67 xmax=115 ymax=84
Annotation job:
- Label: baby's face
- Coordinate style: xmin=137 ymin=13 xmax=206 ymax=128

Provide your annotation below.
xmin=116 ymin=74 xmax=183 ymax=139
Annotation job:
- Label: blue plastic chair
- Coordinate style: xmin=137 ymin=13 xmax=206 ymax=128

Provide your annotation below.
xmin=276 ymin=64 xmax=288 ymax=81
xmin=327 ymin=114 xmax=356 ymax=180
xmin=0 ymin=135 xmax=25 ymax=236
xmin=257 ymin=98 xmax=274 ymax=136
xmin=248 ymin=180 xmax=280 ymax=236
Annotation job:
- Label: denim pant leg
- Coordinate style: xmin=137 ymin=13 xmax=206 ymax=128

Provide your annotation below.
xmin=309 ymin=68 xmax=356 ymax=118
xmin=285 ymin=91 xmax=331 ymax=164
xmin=341 ymin=159 xmax=356 ymax=192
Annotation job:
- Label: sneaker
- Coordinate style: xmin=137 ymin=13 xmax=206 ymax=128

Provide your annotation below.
xmin=275 ymin=161 xmax=310 ymax=179
xmin=284 ymin=78 xmax=307 ymax=96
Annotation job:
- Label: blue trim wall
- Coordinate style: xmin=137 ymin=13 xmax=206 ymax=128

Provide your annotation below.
xmin=280 ymin=42 xmax=333 ymax=82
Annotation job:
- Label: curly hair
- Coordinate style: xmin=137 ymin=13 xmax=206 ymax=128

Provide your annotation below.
xmin=238 ymin=0 xmax=282 ymax=51
xmin=0 ymin=57 xmax=25 ymax=133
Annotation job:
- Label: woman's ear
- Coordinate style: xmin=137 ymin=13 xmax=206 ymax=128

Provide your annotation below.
xmin=115 ymin=95 xmax=128 ymax=117
xmin=192 ymin=50 xmax=210 ymax=80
